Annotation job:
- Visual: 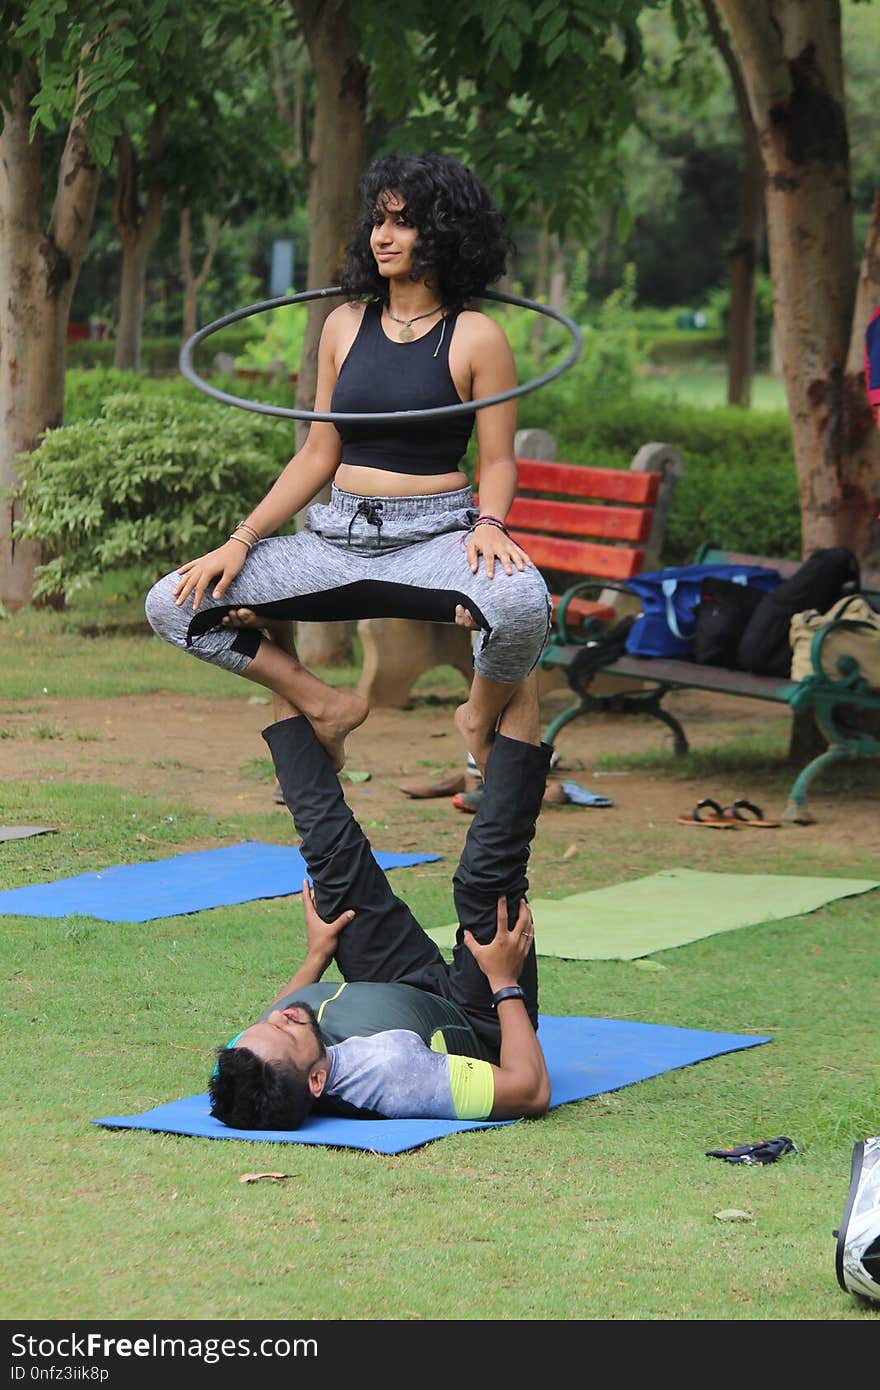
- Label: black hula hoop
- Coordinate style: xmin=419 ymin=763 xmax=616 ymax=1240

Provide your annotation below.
xmin=178 ymin=286 xmax=583 ymax=423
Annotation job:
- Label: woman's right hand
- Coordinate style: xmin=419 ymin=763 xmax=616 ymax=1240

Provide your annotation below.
xmin=173 ymin=539 xmax=248 ymax=611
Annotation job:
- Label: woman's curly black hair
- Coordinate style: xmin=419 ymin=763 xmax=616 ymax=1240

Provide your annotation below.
xmin=340 ymin=153 xmax=512 ymax=308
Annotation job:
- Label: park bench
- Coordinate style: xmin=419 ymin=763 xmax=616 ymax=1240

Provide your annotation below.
xmin=541 ymin=543 xmax=880 ymax=823
xmin=356 ymin=430 xmax=685 ymax=708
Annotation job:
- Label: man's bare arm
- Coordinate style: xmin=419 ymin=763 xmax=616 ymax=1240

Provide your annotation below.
xmin=268 ymin=879 xmax=354 ymax=1005
xmin=463 ymin=897 xmax=551 ymax=1119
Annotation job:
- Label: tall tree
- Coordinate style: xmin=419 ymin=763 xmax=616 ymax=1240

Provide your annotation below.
xmin=0 ymin=1 xmax=285 ymax=609
xmin=112 ymin=13 xmax=292 ymax=368
xmin=169 ymin=65 xmax=300 ymax=342
xmin=0 ymin=81 xmax=99 ymax=613
xmin=714 ymin=0 xmax=880 ymax=579
xmin=700 ymin=0 xmax=764 ymax=407
xmin=0 ymin=4 xmax=191 ymax=606
xmin=112 ymin=104 xmax=167 ymax=370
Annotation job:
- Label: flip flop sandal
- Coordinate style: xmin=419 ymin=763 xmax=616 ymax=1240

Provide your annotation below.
xmin=726 ymin=798 xmax=781 ymax=828
xmin=676 ymin=797 xmax=739 ymax=827
xmin=560 ymin=781 xmax=614 ymax=807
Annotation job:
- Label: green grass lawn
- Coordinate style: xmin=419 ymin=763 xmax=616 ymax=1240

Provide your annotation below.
xmin=1 ymin=610 xmax=878 ymax=1323
xmin=0 ymin=362 xmax=873 ymax=1324
xmin=637 ymin=363 xmax=789 ymax=412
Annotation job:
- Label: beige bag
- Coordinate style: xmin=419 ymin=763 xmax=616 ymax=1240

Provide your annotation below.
xmin=790 ymin=594 xmax=880 ymax=687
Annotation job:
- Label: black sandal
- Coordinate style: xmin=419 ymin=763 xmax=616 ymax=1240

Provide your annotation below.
xmin=677 ymin=798 xmax=738 ymax=827
xmin=726 ymin=799 xmax=781 ymax=828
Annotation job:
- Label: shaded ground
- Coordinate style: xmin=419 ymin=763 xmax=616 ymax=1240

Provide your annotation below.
xmin=2 ymin=679 xmax=878 ymax=892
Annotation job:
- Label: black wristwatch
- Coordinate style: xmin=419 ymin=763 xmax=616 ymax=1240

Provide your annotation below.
xmin=491 ymin=985 xmax=525 ymax=1008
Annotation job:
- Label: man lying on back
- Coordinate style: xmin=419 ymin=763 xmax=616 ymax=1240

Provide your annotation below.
xmin=209 ymin=641 xmax=551 ymax=1128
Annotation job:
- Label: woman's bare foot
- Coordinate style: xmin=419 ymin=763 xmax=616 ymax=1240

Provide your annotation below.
xmin=310 ymin=688 xmax=369 ymax=772
xmin=233 ymin=608 xmax=368 ymax=771
xmin=223 ymin=607 xmax=294 ymax=655
xmin=454 ymin=699 xmax=494 ymax=778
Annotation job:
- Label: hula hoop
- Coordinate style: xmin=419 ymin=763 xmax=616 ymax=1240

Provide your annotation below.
xmin=178 ymin=286 xmax=583 ymax=423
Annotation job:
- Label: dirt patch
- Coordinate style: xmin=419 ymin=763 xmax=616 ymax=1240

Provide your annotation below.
xmin=2 ymin=681 xmax=877 ymax=883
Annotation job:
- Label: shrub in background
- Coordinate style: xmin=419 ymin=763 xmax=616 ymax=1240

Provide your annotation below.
xmin=65 ymin=326 xmax=256 ymax=373
xmin=64 ymin=368 xmax=295 ymax=424
xmin=237 ymin=300 xmax=307 ymax=372
xmin=12 ymin=393 xmax=294 ymax=604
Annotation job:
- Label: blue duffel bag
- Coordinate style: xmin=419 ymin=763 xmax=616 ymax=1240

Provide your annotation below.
xmin=624 ymin=562 xmax=781 ymax=659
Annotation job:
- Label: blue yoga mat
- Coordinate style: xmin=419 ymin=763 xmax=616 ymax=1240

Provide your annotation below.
xmin=93 ymin=1015 xmax=771 ymax=1155
xmin=0 ymin=841 xmax=442 ymax=923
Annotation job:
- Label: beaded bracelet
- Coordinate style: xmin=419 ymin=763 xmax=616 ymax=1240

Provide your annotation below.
xmin=471 ymin=515 xmax=510 ymax=537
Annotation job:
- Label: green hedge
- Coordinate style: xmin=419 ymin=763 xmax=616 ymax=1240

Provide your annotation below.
xmin=66 ymin=326 xmax=256 ymax=372
xmin=64 ymin=367 xmax=295 ymax=424
xmin=517 ymin=387 xmax=799 ymax=563
xmin=638 ymin=332 xmax=726 ymax=364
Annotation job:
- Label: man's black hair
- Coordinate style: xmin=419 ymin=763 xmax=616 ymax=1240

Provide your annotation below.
xmin=209 ymin=1046 xmax=314 ymax=1131
xmin=340 ymin=152 xmax=512 ymax=308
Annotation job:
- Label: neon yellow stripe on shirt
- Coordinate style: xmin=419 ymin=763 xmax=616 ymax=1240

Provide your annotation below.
xmin=316 ymin=982 xmax=347 ymax=1022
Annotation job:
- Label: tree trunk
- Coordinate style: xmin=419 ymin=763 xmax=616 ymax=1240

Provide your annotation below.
xmin=715 ymin=0 xmax=880 ymax=577
xmin=548 ymin=234 xmax=566 ymax=314
xmin=846 ymin=181 xmax=880 ymax=585
xmin=0 ymin=68 xmax=100 ymax=610
xmin=530 ymin=211 xmax=550 ymax=358
xmin=179 ymin=207 xmax=224 ymax=341
xmin=271 ymin=38 xmax=307 ymax=169
xmin=114 ymin=233 xmax=153 ymax=372
xmin=111 ymin=116 xmax=166 ymax=372
xmin=847 ymin=182 xmax=880 ymax=376
xmin=289 ymin=0 xmax=366 ymax=665
xmin=725 ymin=147 xmax=763 ymax=407
xmin=702 ymin=0 xmax=764 ymax=407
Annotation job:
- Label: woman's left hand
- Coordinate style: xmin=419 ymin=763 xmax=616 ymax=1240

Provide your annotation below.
xmin=466 ymin=522 xmax=533 ymax=579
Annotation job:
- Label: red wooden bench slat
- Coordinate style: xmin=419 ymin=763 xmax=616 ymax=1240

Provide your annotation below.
xmin=512 ymin=530 xmax=645 ymax=580
xmin=506 ymin=495 xmax=653 ymax=542
xmin=514 ymin=458 xmax=660 ymax=505
xmin=548 ymin=594 xmax=616 ymax=626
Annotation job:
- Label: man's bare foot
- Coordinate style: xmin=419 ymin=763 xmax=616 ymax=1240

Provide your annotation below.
xmin=454 ymin=699 xmax=494 ymax=778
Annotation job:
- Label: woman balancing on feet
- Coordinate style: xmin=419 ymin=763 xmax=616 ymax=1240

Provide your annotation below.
xmin=145 ymin=152 xmax=551 ymax=771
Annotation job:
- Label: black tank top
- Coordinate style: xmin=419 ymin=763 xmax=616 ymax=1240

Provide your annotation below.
xmin=330 ymin=299 xmax=475 ymax=475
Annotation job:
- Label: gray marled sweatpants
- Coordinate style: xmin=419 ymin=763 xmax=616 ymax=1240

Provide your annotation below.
xmin=145 ymin=485 xmax=551 ymax=685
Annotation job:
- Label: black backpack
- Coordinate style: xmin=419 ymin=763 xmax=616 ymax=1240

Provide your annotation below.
xmin=735 ymin=547 xmax=861 ymax=677
xmin=692 ymin=576 xmax=770 ymax=667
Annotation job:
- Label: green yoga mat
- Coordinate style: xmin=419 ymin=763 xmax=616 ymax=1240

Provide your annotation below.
xmin=426 ymin=868 xmax=879 ymax=961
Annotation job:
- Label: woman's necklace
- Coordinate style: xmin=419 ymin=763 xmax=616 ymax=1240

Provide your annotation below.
xmin=384 ymin=302 xmax=443 ymax=342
